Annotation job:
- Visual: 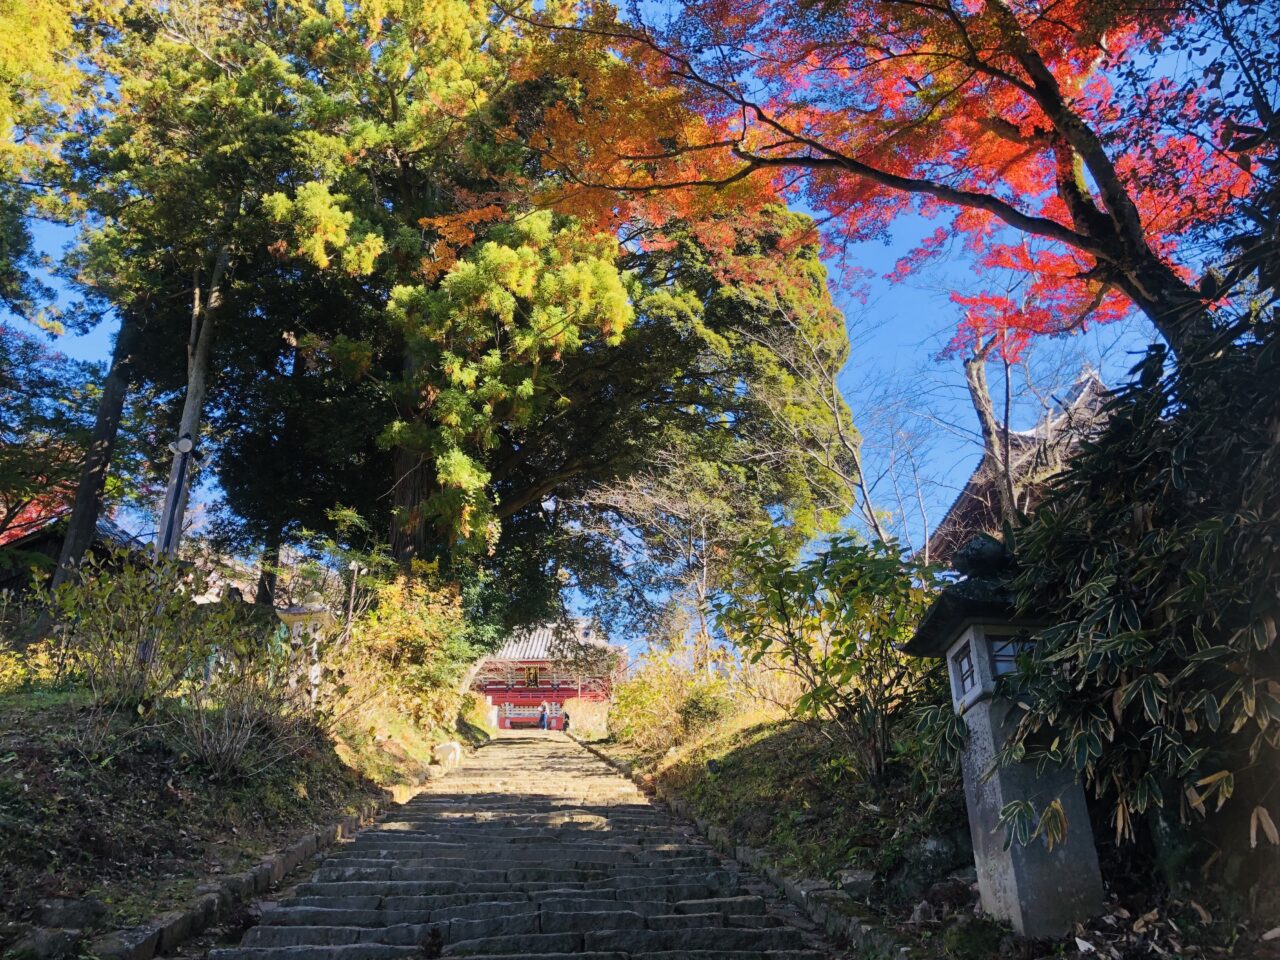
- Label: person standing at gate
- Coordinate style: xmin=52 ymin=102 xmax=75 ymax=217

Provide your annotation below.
xmin=561 ymin=709 xmax=571 ymax=735
xmin=537 ymin=702 xmax=548 ymax=731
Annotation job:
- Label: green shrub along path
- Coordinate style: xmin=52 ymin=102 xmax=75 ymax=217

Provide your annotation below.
xmin=210 ymin=731 xmax=835 ymax=960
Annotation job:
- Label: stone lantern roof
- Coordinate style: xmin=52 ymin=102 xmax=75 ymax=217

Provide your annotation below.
xmin=280 ymin=591 xmax=329 ymax=616
xmin=276 ymin=591 xmax=334 ymax=630
xmin=903 ymin=534 xmax=1017 ymax=658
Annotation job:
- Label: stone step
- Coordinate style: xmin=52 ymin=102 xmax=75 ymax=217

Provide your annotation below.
xmin=291 ymin=880 xmax=738 ymax=904
xmin=340 ymin=844 xmax=716 ymax=860
xmin=243 ymin=925 xmax=436 ymax=949
xmin=342 ymin=836 xmax=710 ymax=850
xmin=440 ymin=926 xmax=803 ymax=957
xmin=369 ymin=824 xmax=686 ymax=836
xmin=317 ymin=859 xmax=721 ymax=881
xmin=538 ymin=911 xmax=646 ymax=934
xmin=443 ymin=932 xmax=584 ymax=955
xmin=293 ymin=881 xmax=503 ymax=898
xmin=583 ymin=927 xmax=803 ymax=953
xmin=539 ymin=898 xmax=690 ymax=916
xmin=217 ymin=735 xmax=831 ymax=960
xmin=674 ymin=896 xmax=767 ymax=916
xmin=308 ymin=865 xmax=739 ymax=891
xmin=337 ymin=843 xmax=714 ymax=863
xmin=284 ymin=893 xmax=528 ymax=913
xmin=271 ymin=897 xmax=711 ymax=921
xmin=209 ymin=946 xmax=424 ymax=960
xmin=440 ymin=954 xmax=823 ymax=960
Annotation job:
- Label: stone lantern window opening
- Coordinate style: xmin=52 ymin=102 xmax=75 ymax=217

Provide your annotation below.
xmin=989 ymin=631 xmax=1034 ymax=677
xmin=952 ymin=640 xmax=977 ymax=699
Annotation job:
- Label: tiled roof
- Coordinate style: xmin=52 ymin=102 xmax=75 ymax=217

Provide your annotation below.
xmin=94 ymin=516 xmax=147 ymax=550
xmin=924 ymin=370 xmax=1109 ymax=566
xmin=490 ymin=621 xmax=610 ymax=661
xmin=0 ymin=509 xmax=146 ymax=551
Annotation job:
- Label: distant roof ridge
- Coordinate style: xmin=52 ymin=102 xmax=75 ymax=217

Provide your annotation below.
xmin=490 ymin=619 xmax=612 ymax=661
xmin=0 ymin=507 xmax=146 ymax=552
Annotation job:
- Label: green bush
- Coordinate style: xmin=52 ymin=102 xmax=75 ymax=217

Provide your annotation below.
xmin=50 ymin=551 xmax=249 ymax=709
xmin=677 ymin=676 xmax=734 ymax=733
xmin=168 ymin=649 xmax=319 ymax=779
xmin=610 ymin=656 xmax=686 ymax=752
xmin=609 ymin=645 xmax=735 ymax=753
xmin=716 ymin=532 xmax=938 ymax=782
xmin=1004 ymin=315 xmax=1280 ymax=849
xmin=347 ymin=572 xmax=473 ymax=728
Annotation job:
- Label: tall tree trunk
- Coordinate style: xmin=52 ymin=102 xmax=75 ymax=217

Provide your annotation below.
xmin=50 ymin=313 xmax=142 ymax=591
xmin=390 ymin=340 xmax=436 ymax=569
xmin=256 ymin=526 xmax=282 ymax=606
xmin=1115 ymin=253 xmax=1215 ymax=358
xmin=255 ymin=346 xmax=304 ymax=604
xmin=156 ymin=245 xmax=230 ymax=557
xmin=390 ymin=446 xmax=432 ymax=567
xmin=963 ymin=349 xmax=1018 ymax=529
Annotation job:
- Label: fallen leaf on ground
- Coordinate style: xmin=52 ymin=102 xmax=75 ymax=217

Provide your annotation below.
xmin=1133 ymin=908 xmax=1159 ymax=933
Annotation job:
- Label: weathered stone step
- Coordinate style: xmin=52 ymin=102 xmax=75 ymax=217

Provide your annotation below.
xmin=370 ymin=828 xmax=674 ymax=841
xmin=260 ymin=906 xmax=526 ymax=929
xmin=316 ymin=859 xmax=721 ymax=881
xmin=442 ymin=932 xmax=584 ymax=956
xmin=209 ymin=946 xmax=423 ymax=960
xmin=673 ymin=896 xmax=767 ymax=916
xmin=438 ymin=954 xmax=823 ymax=960
xmin=217 ymin=735 xmax=831 ymax=960
xmin=583 ymin=927 xmax=802 ymax=953
xmin=285 ymin=892 xmax=528 ymax=913
xmin=391 ymin=814 xmax=671 ymax=827
xmin=268 ymin=893 xmax=758 ymax=925
xmin=384 ymin=815 xmax=678 ymax=831
xmin=290 ymin=880 xmax=736 ymax=904
xmin=338 ymin=842 xmax=714 ymax=862
xmin=440 ymin=926 xmax=802 ymax=957
xmin=353 ymin=838 xmax=696 ymax=854
xmin=293 ymin=880 xmax=502 ymax=898
xmin=308 ymin=865 xmax=739 ymax=892
xmin=243 ymin=925 xmax=434 ymax=948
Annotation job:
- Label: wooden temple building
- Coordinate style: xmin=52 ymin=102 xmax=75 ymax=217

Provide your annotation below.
xmin=472 ymin=621 xmax=623 ymax=730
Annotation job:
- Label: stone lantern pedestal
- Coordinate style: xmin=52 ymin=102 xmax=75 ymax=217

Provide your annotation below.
xmin=276 ymin=591 xmax=333 ymax=708
xmin=904 ymin=536 xmax=1104 ymax=938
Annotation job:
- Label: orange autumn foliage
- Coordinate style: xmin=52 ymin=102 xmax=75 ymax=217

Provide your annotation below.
xmin=512 ymin=0 xmax=1265 ymax=359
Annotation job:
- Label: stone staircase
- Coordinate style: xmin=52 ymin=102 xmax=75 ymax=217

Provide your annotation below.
xmin=209 ymin=732 xmax=835 ymax=960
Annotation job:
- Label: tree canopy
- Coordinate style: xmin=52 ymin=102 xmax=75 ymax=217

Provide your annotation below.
xmin=514 ymin=0 xmax=1273 ymax=360
xmin=0 ymin=0 xmax=872 ymax=622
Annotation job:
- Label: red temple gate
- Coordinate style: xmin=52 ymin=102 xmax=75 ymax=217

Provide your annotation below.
xmin=472 ymin=623 xmax=621 ymax=730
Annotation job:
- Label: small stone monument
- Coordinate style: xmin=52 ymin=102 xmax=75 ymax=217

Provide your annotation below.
xmin=904 ymin=535 xmax=1104 ymax=938
xmin=276 ymin=591 xmax=333 ymax=707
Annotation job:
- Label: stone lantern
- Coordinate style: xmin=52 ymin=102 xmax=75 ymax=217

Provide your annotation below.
xmin=276 ymin=591 xmax=333 ymax=707
xmin=904 ymin=535 xmax=1104 ymax=938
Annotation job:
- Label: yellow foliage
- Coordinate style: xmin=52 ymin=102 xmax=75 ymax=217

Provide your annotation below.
xmin=560 ymin=696 xmax=609 ymax=739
